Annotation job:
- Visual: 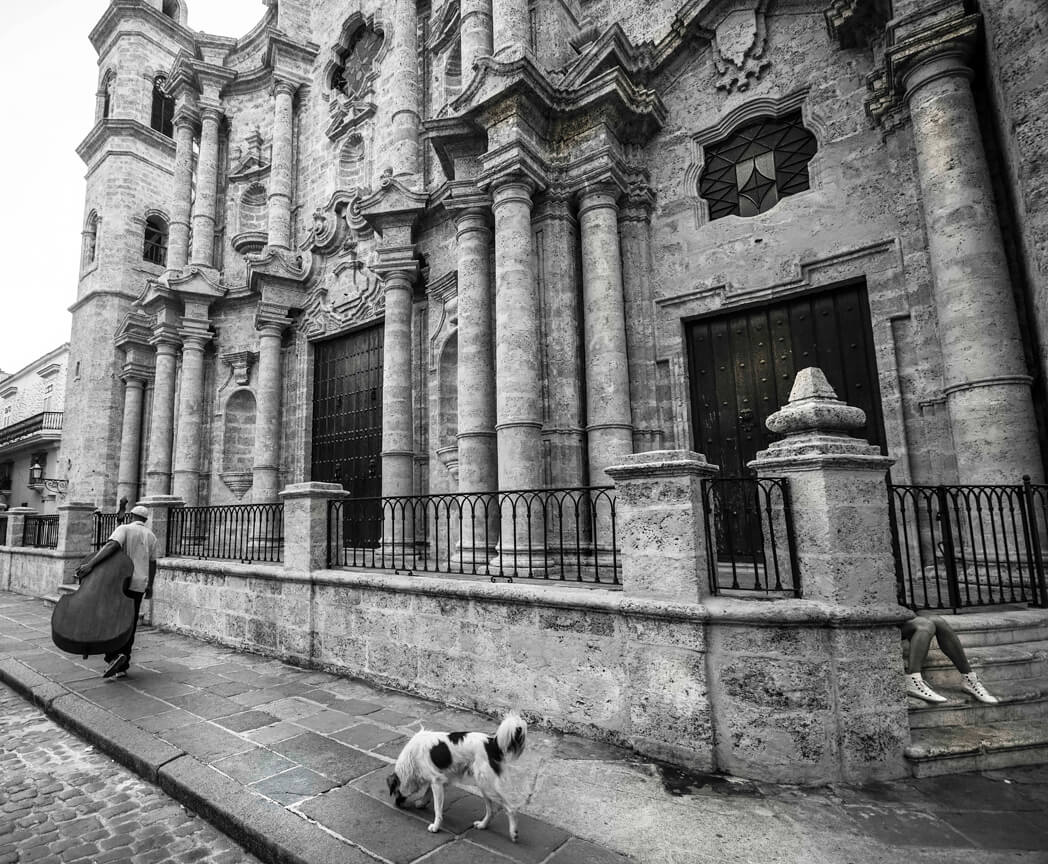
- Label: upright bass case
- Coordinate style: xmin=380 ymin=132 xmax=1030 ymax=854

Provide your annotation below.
xmin=51 ymin=551 xmax=137 ymax=657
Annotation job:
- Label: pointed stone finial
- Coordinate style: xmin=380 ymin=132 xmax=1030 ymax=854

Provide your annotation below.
xmin=766 ymin=367 xmax=866 ymax=437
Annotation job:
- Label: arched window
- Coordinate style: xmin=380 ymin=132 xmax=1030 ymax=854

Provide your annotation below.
xmin=151 ymin=75 xmax=175 ymax=138
xmin=162 ymin=0 xmax=179 ymax=18
xmin=699 ymin=112 xmax=817 ymax=221
xmin=339 ymin=134 xmax=366 ymax=188
xmin=100 ymin=71 xmax=114 ymax=120
xmin=143 ymin=215 xmax=169 ymax=266
xmin=82 ymin=211 xmax=99 ymax=269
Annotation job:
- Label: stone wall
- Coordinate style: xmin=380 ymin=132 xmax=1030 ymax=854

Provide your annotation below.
xmin=0 ymin=548 xmax=77 ymax=599
xmin=151 ymin=560 xmax=907 ymax=782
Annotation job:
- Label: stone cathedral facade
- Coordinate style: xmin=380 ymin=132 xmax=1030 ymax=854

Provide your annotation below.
xmin=64 ymin=0 xmax=1048 ymax=516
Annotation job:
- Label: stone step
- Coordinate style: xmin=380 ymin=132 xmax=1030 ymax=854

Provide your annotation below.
xmin=906 ymin=719 xmax=1048 ymax=777
xmin=912 ymin=607 xmax=1048 ymax=647
xmin=907 ymin=677 xmax=1048 ymax=728
xmin=921 ymin=638 xmax=1048 ymax=686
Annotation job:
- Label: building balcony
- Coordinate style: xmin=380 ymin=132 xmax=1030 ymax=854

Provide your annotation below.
xmin=0 ymin=412 xmax=63 ymax=456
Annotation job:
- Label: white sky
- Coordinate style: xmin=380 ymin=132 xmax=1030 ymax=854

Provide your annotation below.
xmin=0 ymin=0 xmax=269 ymax=376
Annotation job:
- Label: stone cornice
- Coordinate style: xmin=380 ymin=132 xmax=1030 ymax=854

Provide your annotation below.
xmin=246 ymin=247 xmax=311 ymax=308
xmin=89 ymin=0 xmax=197 ymax=55
xmin=421 ymin=116 xmax=486 ymax=181
xmin=358 ymin=177 xmax=429 ymax=235
xmin=266 ymin=29 xmax=321 ymax=80
xmin=165 ymin=266 xmax=227 ymax=303
xmin=824 ymin=0 xmax=891 ymax=50
xmin=170 ymin=53 xmax=238 ymax=101
xmin=76 ymin=119 xmax=176 ymax=167
xmin=476 ymin=138 xmax=550 ymax=193
xmin=865 ymin=3 xmax=980 ymax=130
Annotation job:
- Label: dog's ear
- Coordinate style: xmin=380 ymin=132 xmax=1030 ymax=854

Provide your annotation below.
xmin=386 ymin=772 xmax=400 ymax=796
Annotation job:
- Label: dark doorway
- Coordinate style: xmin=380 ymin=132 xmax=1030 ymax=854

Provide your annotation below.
xmin=311 ymin=323 xmax=384 ymax=545
xmin=686 ymin=280 xmax=885 ymax=555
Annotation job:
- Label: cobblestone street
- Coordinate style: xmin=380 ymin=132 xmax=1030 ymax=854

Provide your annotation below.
xmin=0 ymin=683 xmax=259 ymax=864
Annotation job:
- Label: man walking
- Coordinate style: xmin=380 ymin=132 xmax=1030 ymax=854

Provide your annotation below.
xmin=76 ymin=504 xmax=158 ymax=678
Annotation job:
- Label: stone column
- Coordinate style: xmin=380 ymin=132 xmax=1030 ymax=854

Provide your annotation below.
xmin=904 ymin=48 xmax=1041 ymax=483
xmin=388 ymin=0 xmax=421 ymax=180
xmin=116 ymin=374 xmax=148 ymax=506
xmin=579 ymin=186 xmax=634 ymax=485
xmin=145 ymin=331 xmax=180 ymax=496
xmin=136 ymin=495 xmax=183 ymax=560
xmin=451 ymin=200 xmax=499 ymax=561
xmin=606 ymin=451 xmax=718 ymax=602
xmin=492 ymin=177 xmax=545 ymax=563
xmin=619 ymin=188 xmax=661 ymax=452
xmin=167 ymin=108 xmax=196 ymax=270
xmin=190 ymin=104 xmax=223 ymax=268
xmin=460 ymin=0 xmax=493 ymax=74
xmin=492 ymin=0 xmax=529 ymax=57
xmin=745 ymin=367 xmax=909 ymax=782
xmin=172 ymin=326 xmax=212 ymax=507
xmin=267 ymin=80 xmax=296 ymax=249
xmin=56 ymin=502 xmax=98 ymax=569
xmin=279 ymin=482 xmax=348 ymax=572
xmin=252 ymin=315 xmax=290 ymax=503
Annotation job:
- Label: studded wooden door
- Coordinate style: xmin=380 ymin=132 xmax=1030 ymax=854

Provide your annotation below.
xmin=686 ymin=280 xmax=885 ymax=555
xmin=311 ymin=324 xmax=384 ymax=545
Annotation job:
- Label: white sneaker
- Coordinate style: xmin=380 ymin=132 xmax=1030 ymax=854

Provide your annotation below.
xmin=962 ymin=672 xmax=999 ymax=704
xmin=906 ymin=673 xmax=947 ymax=703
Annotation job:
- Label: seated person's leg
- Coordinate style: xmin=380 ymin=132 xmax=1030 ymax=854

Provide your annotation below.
xmin=929 ymin=616 xmax=998 ymax=704
xmin=901 ymin=617 xmax=947 ymax=702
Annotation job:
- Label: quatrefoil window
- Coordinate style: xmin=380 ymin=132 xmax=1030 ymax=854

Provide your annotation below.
xmin=331 ymin=27 xmax=385 ymax=98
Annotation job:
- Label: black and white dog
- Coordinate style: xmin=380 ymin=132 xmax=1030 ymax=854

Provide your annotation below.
xmin=386 ymin=712 xmax=527 ymax=841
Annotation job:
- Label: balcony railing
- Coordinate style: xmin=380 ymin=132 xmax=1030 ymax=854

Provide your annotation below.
xmin=0 ymin=412 xmax=63 ymax=448
xmin=328 ymin=487 xmax=620 ymax=585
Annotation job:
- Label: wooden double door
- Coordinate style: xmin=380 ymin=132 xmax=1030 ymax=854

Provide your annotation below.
xmin=311 ymin=324 xmax=384 ymax=545
xmin=686 ymin=281 xmax=886 ymax=554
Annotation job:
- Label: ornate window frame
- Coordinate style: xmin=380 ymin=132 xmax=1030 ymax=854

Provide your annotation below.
xmin=323 ymin=13 xmax=390 ymax=141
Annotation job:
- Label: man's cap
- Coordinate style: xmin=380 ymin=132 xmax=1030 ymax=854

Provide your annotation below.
xmin=130 ymin=505 xmax=150 ymax=520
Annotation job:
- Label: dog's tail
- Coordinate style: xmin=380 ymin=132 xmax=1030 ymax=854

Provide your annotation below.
xmin=496 ymin=712 xmax=527 ymax=760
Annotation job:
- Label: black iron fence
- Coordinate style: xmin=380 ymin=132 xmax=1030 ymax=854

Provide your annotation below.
xmin=701 ymin=476 xmax=800 ymax=597
xmin=328 ymin=486 xmax=620 ymax=585
xmin=167 ymin=503 xmax=284 ymax=564
xmin=92 ymin=511 xmax=133 ymax=550
xmin=0 ymin=514 xmax=7 ymax=545
xmin=888 ymin=477 xmax=1048 ymax=611
xmin=23 ymin=515 xmax=59 ymax=549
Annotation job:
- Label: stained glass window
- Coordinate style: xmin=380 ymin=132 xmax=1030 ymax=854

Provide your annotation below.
xmin=699 ymin=113 xmax=816 ymax=220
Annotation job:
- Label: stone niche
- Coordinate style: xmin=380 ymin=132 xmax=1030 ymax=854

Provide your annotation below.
xmin=219 ymin=389 xmax=256 ymax=500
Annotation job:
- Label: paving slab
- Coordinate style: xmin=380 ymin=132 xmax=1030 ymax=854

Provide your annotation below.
xmin=269 ymin=731 xmax=386 ymax=783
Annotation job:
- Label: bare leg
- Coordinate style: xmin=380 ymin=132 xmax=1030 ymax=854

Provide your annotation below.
xmin=927 ymin=616 xmax=972 ymax=674
xmin=473 ymin=797 xmax=493 ymax=830
xmin=901 ymin=617 xmax=935 ymax=674
xmin=428 ymin=783 xmax=445 ymax=833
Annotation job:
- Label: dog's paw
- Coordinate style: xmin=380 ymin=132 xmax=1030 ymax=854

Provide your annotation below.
xmin=427 ymin=823 xmax=440 ymax=833
xmin=510 ymin=831 xmax=519 ymax=843
xmin=472 ymin=820 xmax=488 ymax=831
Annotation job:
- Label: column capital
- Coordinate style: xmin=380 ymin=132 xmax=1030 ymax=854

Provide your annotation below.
xmin=577 ymin=183 xmax=623 ymax=220
xmin=371 ymin=244 xmax=420 ymax=286
xmin=444 ymin=181 xmax=493 ymax=226
xmin=271 ymin=75 xmax=303 ymax=98
xmin=198 ymin=100 xmax=224 ymax=125
xmin=255 ymin=302 xmax=293 ymax=335
xmin=619 ymin=183 xmax=656 ymax=223
xmin=178 ymin=320 xmax=213 ymax=351
xmin=901 ymin=46 xmax=975 ymax=103
xmin=490 ymin=175 xmax=537 ymax=212
xmin=173 ymin=104 xmax=200 ymax=132
xmin=120 ymin=365 xmax=153 ymax=386
xmin=150 ymin=325 xmax=182 ymax=352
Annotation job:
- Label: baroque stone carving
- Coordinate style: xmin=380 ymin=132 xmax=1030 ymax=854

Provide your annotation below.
xmin=323 ymin=14 xmax=386 ymax=141
xmin=712 ymin=1 xmax=771 ymax=93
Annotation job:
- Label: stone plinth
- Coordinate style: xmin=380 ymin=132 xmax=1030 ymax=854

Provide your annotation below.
xmin=606 ymin=450 xmax=718 ymax=603
xmin=279 ymin=482 xmax=348 ymax=572
xmin=2 ymin=508 xmax=36 ymax=548
xmin=136 ymin=496 xmax=184 ymax=559
xmin=56 ymin=502 xmax=99 ymax=566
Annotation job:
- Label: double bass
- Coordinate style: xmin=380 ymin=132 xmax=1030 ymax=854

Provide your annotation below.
xmin=51 ymin=551 xmax=137 ymax=657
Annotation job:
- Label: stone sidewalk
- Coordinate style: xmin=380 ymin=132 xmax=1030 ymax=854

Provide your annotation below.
xmin=2 ymin=591 xmax=1047 ymax=864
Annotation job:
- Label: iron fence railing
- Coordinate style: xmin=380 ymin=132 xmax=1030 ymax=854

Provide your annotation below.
xmin=888 ymin=476 xmax=1048 ymax=611
xmin=92 ymin=511 xmax=133 ymax=550
xmin=167 ymin=503 xmax=284 ymax=564
xmin=22 ymin=514 xmax=59 ymax=549
xmin=701 ymin=476 xmax=800 ymax=597
xmin=0 ymin=411 xmax=63 ymax=448
xmin=328 ymin=487 xmax=620 ymax=585
xmin=0 ymin=514 xmax=7 ymax=545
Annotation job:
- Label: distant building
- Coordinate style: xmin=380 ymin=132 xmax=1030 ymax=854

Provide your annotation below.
xmin=0 ymin=345 xmax=68 ymax=514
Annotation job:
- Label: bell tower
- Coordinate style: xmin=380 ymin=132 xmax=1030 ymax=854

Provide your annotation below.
xmin=61 ymin=1 xmax=195 ymax=504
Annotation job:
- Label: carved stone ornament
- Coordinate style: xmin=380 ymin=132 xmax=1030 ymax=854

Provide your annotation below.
xmin=220 ymin=351 xmax=258 ymax=389
xmin=219 ymin=470 xmax=254 ymax=500
xmin=300 ymin=261 xmax=384 ymax=339
xmin=323 ymin=15 xmax=386 ymax=141
xmin=712 ymin=1 xmax=771 ymax=93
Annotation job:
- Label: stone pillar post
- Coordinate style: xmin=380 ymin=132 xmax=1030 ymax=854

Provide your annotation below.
xmin=492 ymin=0 xmax=529 ymax=57
xmin=745 ymin=367 xmax=909 ymax=781
xmin=145 ymin=331 xmax=180 ymax=496
xmin=172 ymin=326 xmax=212 ymax=507
xmin=904 ymin=48 xmax=1041 ymax=483
xmin=190 ymin=104 xmax=223 ymax=268
xmin=579 ymin=186 xmax=634 ymax=485
xmin=252 ymin=314 xmax=290 ymax=503
xmin=606 ymin=451 xmax=718 ymax=602
xmin=387 ymin=0 xmax=421 ymax=179
xmin=268 ymin=80 xmax=296 ymax=249
xmin=117 ymin=375 xmax=147 ymax=506
xmin=168 ymin=109 xmax=196 ymax=270
xmin=4 ymin=508 xmax=35 ymax=548
xmin=450 ymin=198 xmax=499 ymax=561
xmin=491 ymin=177 xmax=545 ymax=563
xmin=56 ymin=502 xmax=97 ymax=568
xmin=461 ymin=0 xmax=493 ymax=75
xmin=279 ymin=482 xmax=348 ymax=572
xmin=136 ymin=495 xmax=183 ymax=560
xmin=619 ymin=187 xmax=661 ymax=452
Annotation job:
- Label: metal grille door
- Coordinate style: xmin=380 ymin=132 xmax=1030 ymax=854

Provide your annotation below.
xmin=311 ymin=325 xmax=384 ymax=545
